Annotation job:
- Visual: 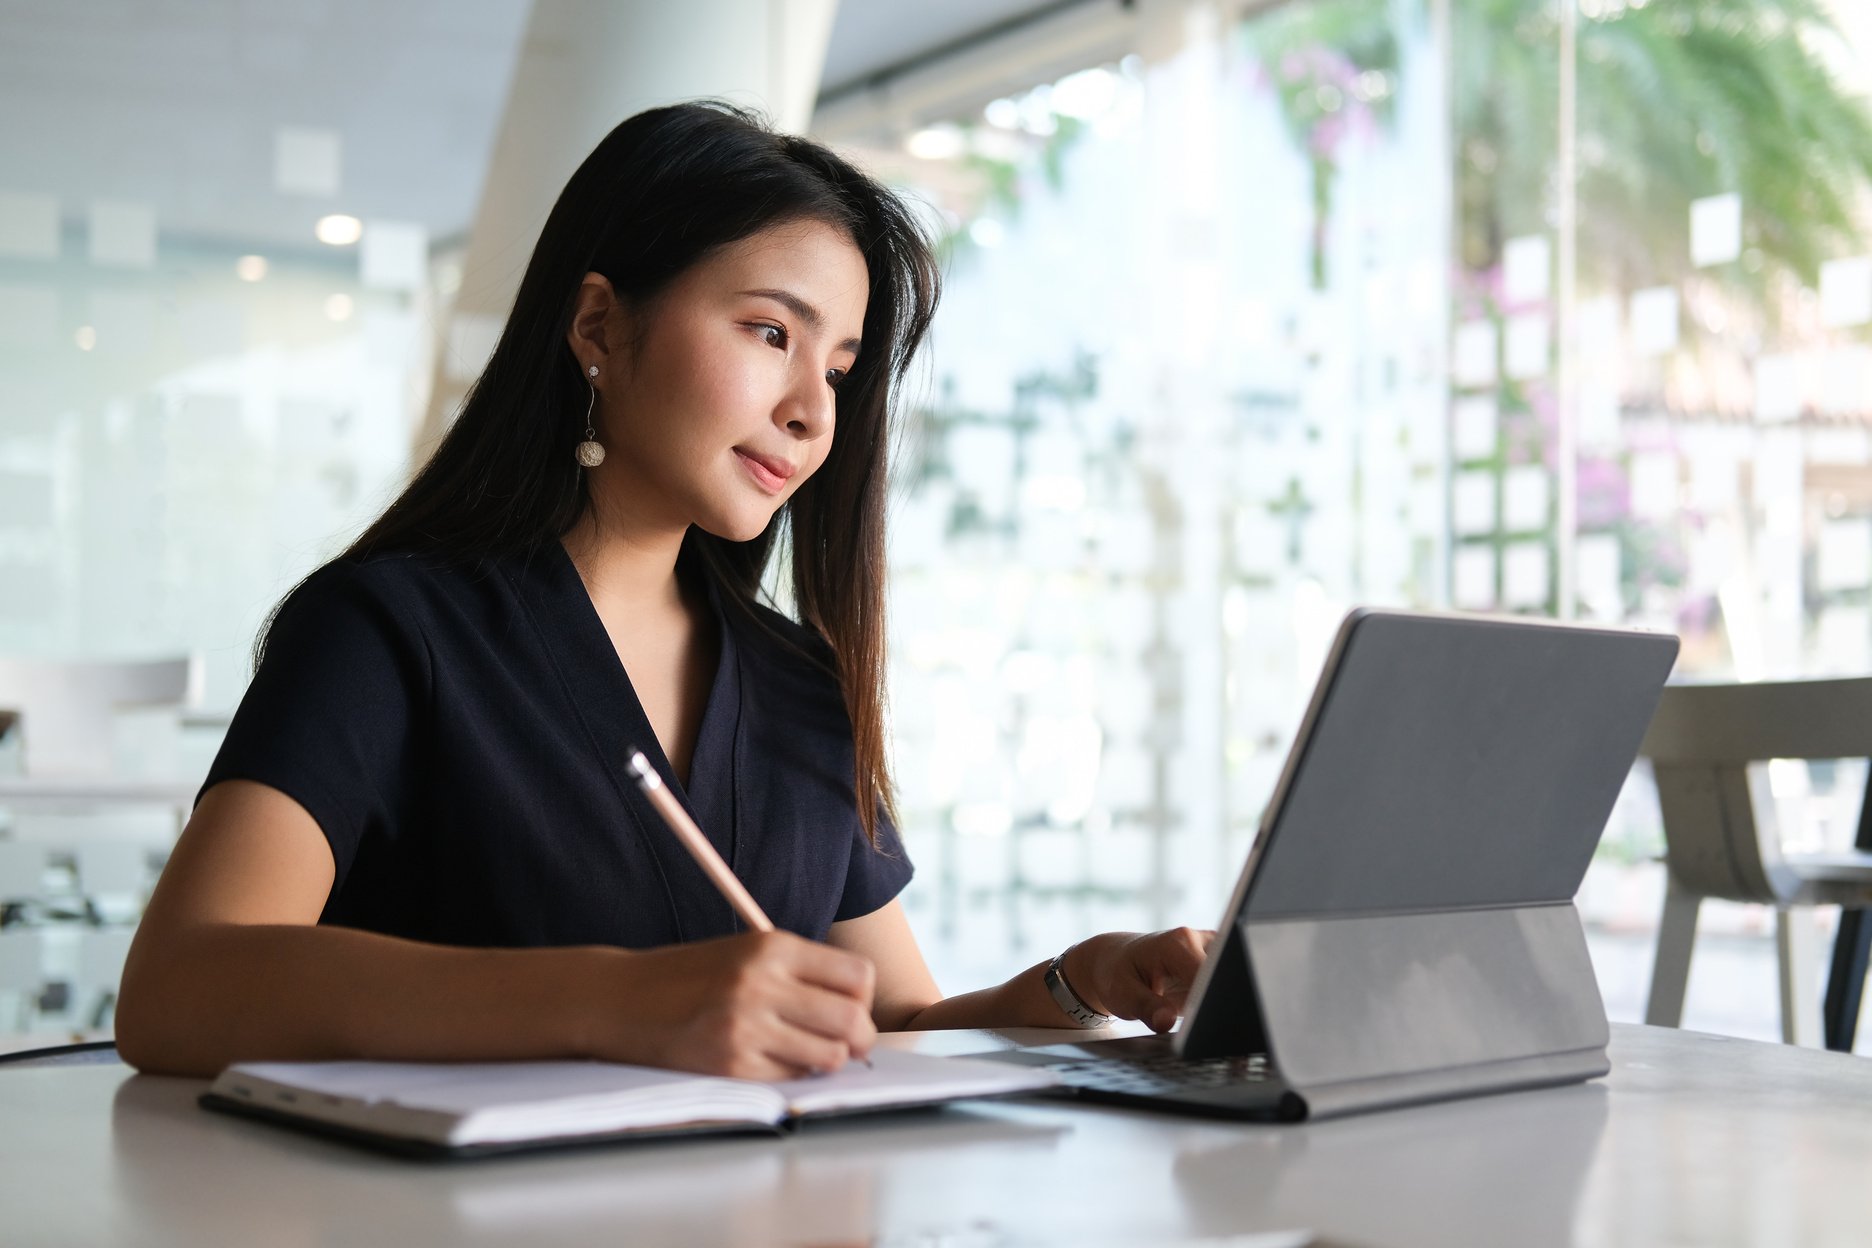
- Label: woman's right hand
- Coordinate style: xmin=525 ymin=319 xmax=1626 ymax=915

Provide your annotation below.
xmin=590 ymin=930 xmax=878 ymax=1081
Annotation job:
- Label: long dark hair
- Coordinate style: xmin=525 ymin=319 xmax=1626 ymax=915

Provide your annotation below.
xmin=263 ymin=101 xmax=939 ymax=845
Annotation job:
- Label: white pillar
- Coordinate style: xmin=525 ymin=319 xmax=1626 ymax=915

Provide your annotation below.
xmin=1135 ymin=0 xmax=1228 ymax=925
xmin=416 ymin=0 xmax=839 ymax=456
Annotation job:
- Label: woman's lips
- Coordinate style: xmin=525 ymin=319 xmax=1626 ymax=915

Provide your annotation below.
xmin=735 ymin=448 xmax=794 ymax=494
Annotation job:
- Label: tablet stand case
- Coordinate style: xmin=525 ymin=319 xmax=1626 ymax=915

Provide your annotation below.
xmin=1170 ymin=611 xmax=1677 ymax=1122
xmin=1181 ymin=903 xmax=1609 ymax=1121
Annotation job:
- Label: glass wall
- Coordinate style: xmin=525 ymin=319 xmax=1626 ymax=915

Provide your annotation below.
xmin=0 ymin=237 xmax=433 ymax=702
xmin=0 ymin=0 xmax=522 ymax=1036
xmin=833 ymin=0 xmax=1872 ymax=1035
xmin=844 ymin=3 xmax=1456 ymax=988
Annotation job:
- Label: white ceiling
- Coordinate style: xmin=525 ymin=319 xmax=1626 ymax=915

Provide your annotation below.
xmin=0 ymin=0 xmax=532 ymax=255
xmin=0 ymin=0 xmax=1057 ymax=257
xmin=6 ymin=0 xmax=1859 ymax=259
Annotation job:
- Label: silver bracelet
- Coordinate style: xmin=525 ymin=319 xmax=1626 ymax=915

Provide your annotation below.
xmin=1044 ymin=944 xmax=1113 ymax=1028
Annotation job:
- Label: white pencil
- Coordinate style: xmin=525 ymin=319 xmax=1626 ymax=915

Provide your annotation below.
xmin=626 ymin=748 xmax=775 ymax=933
xmin=627 ymin=748 xmax=871 ymax=1071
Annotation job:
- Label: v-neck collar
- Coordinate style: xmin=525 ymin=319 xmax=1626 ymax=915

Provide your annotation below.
xmin=506 ymin=541 xmax=745 ymax=932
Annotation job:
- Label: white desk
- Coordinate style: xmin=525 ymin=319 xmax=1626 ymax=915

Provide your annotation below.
xmin=4 ymin=1023 xmax=1870 ymax=1248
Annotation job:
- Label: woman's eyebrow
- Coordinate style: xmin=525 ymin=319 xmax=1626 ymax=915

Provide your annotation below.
xmin=739 ymin=288 xmax=862 ymax=355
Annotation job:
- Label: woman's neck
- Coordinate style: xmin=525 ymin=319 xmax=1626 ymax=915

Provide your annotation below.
xmin=559 ymin=509 xmax=689 ymax=617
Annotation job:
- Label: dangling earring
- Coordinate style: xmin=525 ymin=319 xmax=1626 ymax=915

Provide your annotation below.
xmin=575 ymin=364 xmax=606 ymax=468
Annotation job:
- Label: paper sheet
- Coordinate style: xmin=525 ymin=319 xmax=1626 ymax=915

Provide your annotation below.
xmin=1576 ymin=534 xmax=1622 ymax=619
xmin=1452 ymin=396 xmax=1498 ymax=460
xmin=1502 ymin=466 xmax=1551 ymax=532
xmin=1503 ymin=235 xmax=1551 ymax=305
xmin=1452 ymin=545 xmax=1496 ymax=609
xmin=1820 ymin=256 xmax=1872 ymax=329
xmin=1578 ymin=379 xmax=1621 ymax=452
xmin=1630 ymin=287 xmax=1680 ymax=356
xmin=1453 ymin=320 xmax=1498 ymax=388
xmin=1505 ymin=313 xmax=1549 ymax=380
xmin=1453 ymin=471 xmax=1497 ymax=535
xmin=1628 ymin=453 xmax=1680 ymax=520
xmin=1754 ymin=354 xmax=1801 ymax=423
xmin=1578 ymin=295 xmax=1621 ymax=368
xmin=1502 ymin=541 xmax=1550 ymax=607
xmin=1691 ymin=193 xmax=1742 ymax=268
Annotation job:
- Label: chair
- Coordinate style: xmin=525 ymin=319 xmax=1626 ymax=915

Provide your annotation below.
xmin=0 ymin=657 xmax=201 ymax=778
xmin=0 ymin=657 xmax=202 ymax=839
xmin=1827 ymin=841 xmax=1872 ymax=1051
xmin=1639 ymin=677 xmax=1872 ymax=1047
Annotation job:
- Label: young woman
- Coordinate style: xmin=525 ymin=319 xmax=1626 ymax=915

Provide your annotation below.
xmin=116 ymin=102 xmax=1211 ymax=1080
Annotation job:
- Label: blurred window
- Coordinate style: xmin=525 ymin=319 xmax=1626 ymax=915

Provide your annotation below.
xmin=828 ymin=0 xmax=1872 ymax=997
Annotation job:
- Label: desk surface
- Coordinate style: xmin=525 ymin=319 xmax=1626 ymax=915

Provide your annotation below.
xmin=4 ymin=1023 xmax=1870 ymax=1248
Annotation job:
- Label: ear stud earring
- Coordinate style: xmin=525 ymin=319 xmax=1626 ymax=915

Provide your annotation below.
xmin=576 ymin=364 xmax=606 ymax=468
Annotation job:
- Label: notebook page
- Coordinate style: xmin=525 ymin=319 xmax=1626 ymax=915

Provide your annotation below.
xmin=217 ymin=1060 xmax=786 ymax=1145
xmin=228 ymin=1059 xmax=707 ymax=1112
xmin=774 ymin=1048 xmax=1058 ymax=1117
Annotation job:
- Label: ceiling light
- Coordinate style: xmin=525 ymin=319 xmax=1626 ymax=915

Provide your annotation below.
xmin=315 ymin=214 xmax=363 ymax=246
xmin=74 ymin=326 xmax=97 ymax=351
xmin=324 ymin=293 xmax=354 ymax=321
xmin=235 ymin=255 xmax=268 ymax=281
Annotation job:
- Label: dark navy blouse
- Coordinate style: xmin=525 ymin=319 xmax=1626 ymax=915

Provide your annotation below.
xmin=199 ymin=543 xmax=912 ymax=948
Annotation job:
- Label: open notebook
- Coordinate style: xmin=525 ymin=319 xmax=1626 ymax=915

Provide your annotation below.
xmin=200 ymin=1048 xmax=1059 ymax=1158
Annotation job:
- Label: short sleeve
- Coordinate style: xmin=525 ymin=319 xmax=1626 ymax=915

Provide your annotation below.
xmin=200 ymin=562 xmax=430 ymax=889
xmin=833 ymin=806 xmax=915 ymax=922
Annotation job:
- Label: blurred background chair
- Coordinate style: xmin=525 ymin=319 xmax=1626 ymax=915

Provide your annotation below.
xmin=0 ymin=656 xmax=202 ymax=833
xmin=0 ymin=658 xmax=198 ymax=1038
xmin=1828 ymin=854 xmax=1872 ymax=1054
xmin=1639 ymin=678 xmax=1872 ymax=1048
xmin=0 ymin=655 xmax=201 ymax=774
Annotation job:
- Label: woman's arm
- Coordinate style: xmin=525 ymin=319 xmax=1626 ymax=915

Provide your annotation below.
xmin=116 ymin=780 xmax=877 ymax=1080
xmin=828 ymin=900 xmax=1211 ymax=1033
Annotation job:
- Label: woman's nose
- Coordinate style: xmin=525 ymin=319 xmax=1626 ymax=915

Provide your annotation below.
xmin=780 ymin=373 xmax=834 ymax=440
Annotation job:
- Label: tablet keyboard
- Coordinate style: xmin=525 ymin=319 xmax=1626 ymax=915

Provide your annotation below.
xmin=1047 ymin=1053 xmax=1274 ymax=1097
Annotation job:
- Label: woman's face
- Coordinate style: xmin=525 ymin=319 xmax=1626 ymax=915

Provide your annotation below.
xmin=578 ymin=218 xmax=870 ymax=543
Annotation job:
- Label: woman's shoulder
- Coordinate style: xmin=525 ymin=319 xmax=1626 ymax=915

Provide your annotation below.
xmin=736 ymin=598 xmax=830 ymax=656
xmin=290 ymin=548 xmax=523 ymax=609
xmin=273 ymin=548 xmax=542 ymax=656
xmin=729 ymin=599 xmax=848 ymax=712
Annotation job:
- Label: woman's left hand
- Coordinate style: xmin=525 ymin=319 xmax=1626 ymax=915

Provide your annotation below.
xmin=1063 ymin=928 xmax=1215 ymax=1033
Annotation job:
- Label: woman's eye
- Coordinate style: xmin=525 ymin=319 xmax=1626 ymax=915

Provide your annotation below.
xmin=826 ymin=368 xmax=847 ymax=390
xmin=756 ymin=324 xmax=787 ymax=348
